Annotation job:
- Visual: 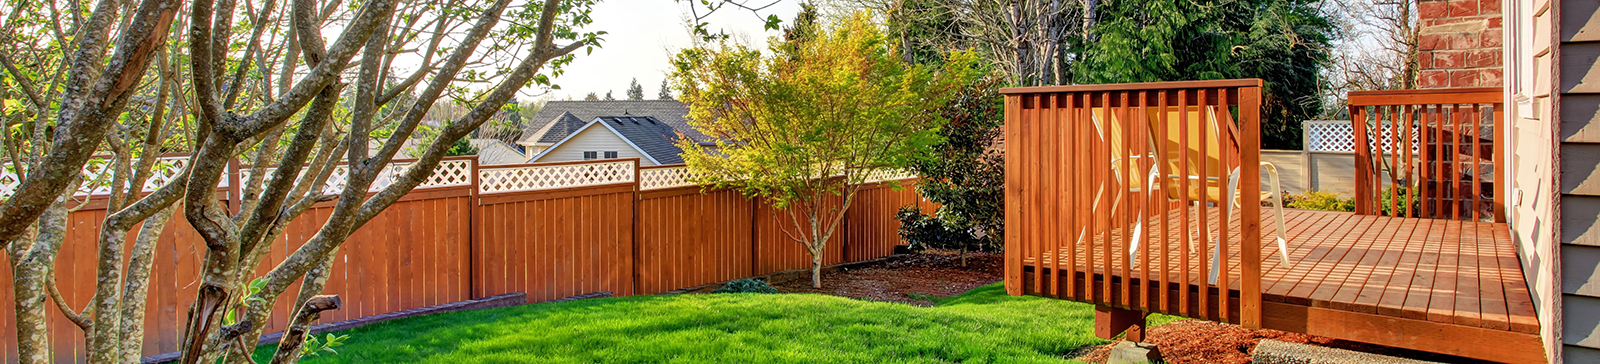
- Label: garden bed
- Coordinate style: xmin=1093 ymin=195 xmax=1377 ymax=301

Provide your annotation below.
xmin=770 ymin=250 xmax=1003 ymax=306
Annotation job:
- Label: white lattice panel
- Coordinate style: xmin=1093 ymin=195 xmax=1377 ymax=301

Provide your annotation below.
xmin=0 ymin=156 xmax=216 ymax=200
xmin=1303 ymin=120 xmax=1420 ymax=153
xmin=861 ymin=169 xmax=916 ymax=183
xmin=639 ymin=166 xmax=700 ymax=190
xmin=478 ymin=160 xmax=636 ymax=194
xmin=241 ymin=159 xmax=474 ymax=195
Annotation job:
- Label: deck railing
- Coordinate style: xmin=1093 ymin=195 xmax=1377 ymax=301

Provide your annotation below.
xmin=1347 ymin=88 xmax=1503 ymax=222
xmin=1002 ymin=79 xmax=1267 ymax=329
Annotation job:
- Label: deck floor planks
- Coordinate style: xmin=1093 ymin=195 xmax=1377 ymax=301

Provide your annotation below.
xmin=1376 ymin=214 xmax=1436 ymax=317
xmin=1303 ymin=215 xmax=1398 ymax=307
xmin=1261 ymin=211 xmax=1347 ymax=299
xmin=1399 ymin=215 xmax=1446 ymax=320
xmin=1021 ymin=209 xmax=1536 ymax=336
xmin=1427 ymin=219 xmax=1462 ymax=324
xmin=1474 ymin=221 xmax=1511 ymax=331
xmin=1339 ymin=216 xmax=1421 ymax=313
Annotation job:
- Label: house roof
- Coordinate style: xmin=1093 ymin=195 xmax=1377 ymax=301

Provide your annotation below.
xmin=595 ymin=116 xmax=687 ymax=165
xmin=516 ymin=100 xmax=709 ymax=146
xmin=469 ymin=138 xmax=529 ymax=165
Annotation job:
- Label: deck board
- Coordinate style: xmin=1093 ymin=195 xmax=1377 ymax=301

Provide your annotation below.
xmin=1020 ymin=209 xmax=1537 ymax=335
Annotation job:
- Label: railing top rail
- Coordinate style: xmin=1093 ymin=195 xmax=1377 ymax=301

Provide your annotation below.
xmin=476 ymin=157 xmax=641 ymax=171
xmin=1348 ymin=88 xmax=1502 ymax=106
xmin=998 ymin=79 xmax=1264 ymax=95
xmin=638 ymin=163 xmax=689 ymax=170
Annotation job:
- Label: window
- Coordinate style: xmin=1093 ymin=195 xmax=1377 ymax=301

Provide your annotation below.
xmin=583 ymin=151 xmax=598 ymax=160
xmin=604 ymin=151 xmax=619 ymax=159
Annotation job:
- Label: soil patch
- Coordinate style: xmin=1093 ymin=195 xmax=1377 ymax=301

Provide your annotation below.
xmin=1071 ymin=320 xmax=1494 ymax=364
xmin=770 ymin=250 xmax=1001 ymax=306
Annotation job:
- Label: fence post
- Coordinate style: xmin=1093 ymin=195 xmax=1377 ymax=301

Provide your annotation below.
xmin=1300 ymin=121 xmax=1313 ymax=194
xmin=631 ymin=159 xmax=642 ymax=296
xmin=1239 ymin=85 xmax=1264 ymax=330
xmin=468 ymin=157 xmax=481 ymax=299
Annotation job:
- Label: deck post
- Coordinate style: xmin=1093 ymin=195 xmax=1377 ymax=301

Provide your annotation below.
xmin=1239 ymin=85 xmax=1264 ymax=329
xmin=1004 ymin=95 xmax=1023 ymax=296
xmin=1095 ymin=305 xmax=1149 ymax=342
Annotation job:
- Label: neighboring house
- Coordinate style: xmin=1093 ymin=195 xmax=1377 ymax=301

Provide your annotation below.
xmin=469 ymin=138 xmax=529 ymax=165
xmin=527 ymin=116 xmax=690 ymax=166
xmin=516 ymin=100 xmax=711 ymax=156
xmin=1501 ymin=0 xmax=1600 ymax=361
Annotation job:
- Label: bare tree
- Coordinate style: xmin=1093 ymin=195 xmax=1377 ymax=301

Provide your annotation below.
xmin=0 ymin=1 xmax=600 ymax=363
xmin=821 ymin=0 xmax=1081 ymax=86
xmin=1328 ymin=0 xmax=1419 ymax=97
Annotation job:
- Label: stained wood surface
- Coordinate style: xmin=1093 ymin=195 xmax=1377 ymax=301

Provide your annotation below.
xmin=1019 ymin=209 xmax=1538 ymax=335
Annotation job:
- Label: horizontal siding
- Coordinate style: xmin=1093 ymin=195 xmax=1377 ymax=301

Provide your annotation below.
xmin=1562 ymin=0 xmax=1600 ymax=358
xmin=532 ymin=123 xmax=657 ymax=165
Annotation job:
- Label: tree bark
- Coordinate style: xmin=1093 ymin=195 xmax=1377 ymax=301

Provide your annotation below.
xmin=8 ymin=197 xmax=70 ymax=364
xmin=269 ymin=295 xmax=342 ymax=364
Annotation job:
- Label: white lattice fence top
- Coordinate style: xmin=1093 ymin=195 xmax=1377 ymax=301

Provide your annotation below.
xmin=241 ymin=159 xmax=473 ymax=195
xmin=639 ymin=166 xmax=699 ymax=190
xmin=0 ymin=156 xmax=219 ymax=200
xmin=478 ymin=160 xmax=636 ymax=194
xmin=1303 ymin=120 xmax=1420 ymax=153
xmin=860 ymin=169 xmax=916 ymax=183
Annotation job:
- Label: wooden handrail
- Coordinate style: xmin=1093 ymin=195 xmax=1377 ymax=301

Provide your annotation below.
xmin=1003 ymin=79 xmax=1266 ymax=330
xmin=1347 ymin=88 xmax=1503 ymax=222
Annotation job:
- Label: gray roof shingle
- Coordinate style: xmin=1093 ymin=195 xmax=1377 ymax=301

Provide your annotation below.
xmin=517 ymin=100 xmax=709 ymax=145
xmin=593 ymin=116 xmax=688 ymax=165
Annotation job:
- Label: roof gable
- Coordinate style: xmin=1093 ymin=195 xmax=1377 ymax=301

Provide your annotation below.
xmin=516 ymin=100 xmax=707 ymax=145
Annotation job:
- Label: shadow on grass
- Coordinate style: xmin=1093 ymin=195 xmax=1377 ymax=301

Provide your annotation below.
xmin=255 ymin=283 xmax=1111 ymax=364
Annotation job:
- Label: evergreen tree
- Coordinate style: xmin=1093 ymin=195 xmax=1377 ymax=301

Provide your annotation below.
xmin=1074 ymin=0 xmax=1334 ymax=149
xmin=627 ymin=78 xmax=645 ymax=100
xmin=584 ymin=92 xmax=600 ymax=101
xmin=658 ymin=80 xmax=674 ymax=100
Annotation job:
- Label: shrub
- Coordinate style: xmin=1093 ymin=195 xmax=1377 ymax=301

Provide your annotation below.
xmin=715 ymin=278 xmax=778 ymax=294
xmin=1380 ymin=186 xmax=1421 ymax=217
xmin=896 ymin=206 xmax=993 ymax=266
xmin=1284 ymin=190 xmax=1354 ymax=212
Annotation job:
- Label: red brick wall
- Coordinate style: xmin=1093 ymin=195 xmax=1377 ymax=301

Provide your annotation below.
xmin=1417 ymin=0 xmax=1503 ymax=88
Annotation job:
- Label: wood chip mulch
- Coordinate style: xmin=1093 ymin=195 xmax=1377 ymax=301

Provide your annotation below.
xmin=770 ymin=250 xmax=1002 ymax=306
xmin=1071 ymin=320 xmax=1495 ymax=364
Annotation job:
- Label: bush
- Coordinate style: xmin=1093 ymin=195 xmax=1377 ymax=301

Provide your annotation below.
xmin=1380 ymin=186 xmax=1420 ymax=217
xmin=1284 ymin=190 xmax=1354 ymax=212
xmin=896 ymin=206 xmax=984 ymax=252
xmin=715 ymin=278 xmax=778 ymax=294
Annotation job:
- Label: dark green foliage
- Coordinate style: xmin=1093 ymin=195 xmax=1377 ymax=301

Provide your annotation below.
xmin=446 ymin=137 xmax=478 ymax=156
xmin=905 ymin=74 xmax=1005 ymax=252
xmin=1075 ymin=0 xmax=1335 ymax=149
xmin=658 ymin=79 xmax=673 ymax=100
xmin=1380 ymin=186 xmax=1420 ymax=217
xmin=896 ymin=207 xmax=991 ymax=253
xmin=714 ymin=278 xmax=779 ymax=294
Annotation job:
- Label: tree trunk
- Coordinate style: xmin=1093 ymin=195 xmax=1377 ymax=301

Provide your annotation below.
xmin=9 ymin=196 xmax=71 ymax=364
xmin=811 ymin=252 xmax=823 ymax=289
xmin=269 ymin=295 xmax=342 ymax=364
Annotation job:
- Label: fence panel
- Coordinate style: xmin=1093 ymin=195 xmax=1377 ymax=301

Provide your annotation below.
xmin=636 ymin=187 xmax=755 ymax=294
xmin=4 ymin=156 xmax=924 ymax=364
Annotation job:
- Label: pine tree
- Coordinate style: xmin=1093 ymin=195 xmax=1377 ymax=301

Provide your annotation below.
xmin=626 ymin=78 xmax=645 ymax=100
xmin=658 ymin=80 xmax=674 ymax=100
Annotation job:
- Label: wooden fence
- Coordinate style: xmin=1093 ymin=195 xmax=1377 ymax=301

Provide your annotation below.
xmin=0 ymin=157 xmax=930 ymax=363
xmin=1347 ymin=88 xmax=1504 ymax=222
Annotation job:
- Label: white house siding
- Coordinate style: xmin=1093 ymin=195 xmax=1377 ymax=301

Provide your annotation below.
xmin=1510 ymin=0 xmax=1600 ymax=361
xmin=529 ymin=123 xmax=659 ymax=166
xmin=1507 ymin=0 xmax=1563 ymax=361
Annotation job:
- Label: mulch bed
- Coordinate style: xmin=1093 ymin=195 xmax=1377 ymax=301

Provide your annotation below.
xmin=1070 ymin=319 xmax=1493 ymax=364
xmin=771 ymin=250 xmax=1489 ymax=364
xmin=770 ymin=250 xmax=1002 ymax=306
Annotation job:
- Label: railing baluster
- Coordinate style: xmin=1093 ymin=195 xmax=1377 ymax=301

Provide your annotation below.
xmin=1422 ymin=105 xmax=1433 ymax=218
xmin=1120 ymin=91 xmax=1133 ymax=308
xmin=1157 ymin=90 xmax=1170 ymax=313
xmin=1472 ymin=104 xmax=1482 ymax=222
xmin=1451 ymin=104 xmax=1462 ymax=221
xmin=1403 ymin=104 xmax=1415 ymax=218
xmin=1197 ymin=87 xmax=1211 ymax=320
xmin=1178 ymin=89 xmax=1192 ymax=318
xmin=1031 ymin=93 xmax=1044 ymax=295
xmin=1066 ymin=93 xmax=1080 ymax=300
xmin=1216 ymin=87 xmax=1231 ymax=324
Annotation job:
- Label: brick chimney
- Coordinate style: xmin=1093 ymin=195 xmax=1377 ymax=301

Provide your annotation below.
xmin=1417 ymin=0 xmax=1503 ymax=88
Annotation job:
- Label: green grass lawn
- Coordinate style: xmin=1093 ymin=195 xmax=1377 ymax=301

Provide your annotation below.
xmin=255 ymin=283 xmax=1174 ymax=363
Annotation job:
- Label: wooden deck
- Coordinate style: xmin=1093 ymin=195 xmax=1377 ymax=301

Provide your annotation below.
xmin=1018 ymin=208 xmax=1544 ymax=362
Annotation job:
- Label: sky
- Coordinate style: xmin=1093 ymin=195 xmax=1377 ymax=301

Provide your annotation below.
xmin=530 ymin=1 xmax=803 ymax=101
